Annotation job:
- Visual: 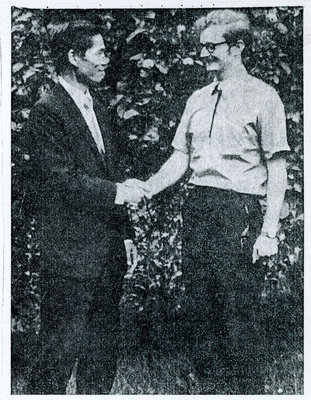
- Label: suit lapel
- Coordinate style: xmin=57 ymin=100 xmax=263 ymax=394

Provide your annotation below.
xmin=92 ymin=93 xmax=117 ymax=176
xmin=52 ymin=84 xmax=105 ymax=163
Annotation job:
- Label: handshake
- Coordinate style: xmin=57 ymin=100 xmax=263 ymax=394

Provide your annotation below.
xmin=116 ymin=178 xmax=153 ymax=205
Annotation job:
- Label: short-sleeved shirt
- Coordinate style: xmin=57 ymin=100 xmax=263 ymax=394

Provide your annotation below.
xmin=172 ymin=69 xmax=290 ymax=196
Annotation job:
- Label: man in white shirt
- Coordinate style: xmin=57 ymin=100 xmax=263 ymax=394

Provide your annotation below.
xmin=135 ymin=10 xmax=289 ymax=394
xmin=22 ymin=20 xmax=144 ymax=394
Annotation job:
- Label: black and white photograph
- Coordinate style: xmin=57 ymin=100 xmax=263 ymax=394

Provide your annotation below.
xmin=0 ymin=0 xmax=309 ymax=397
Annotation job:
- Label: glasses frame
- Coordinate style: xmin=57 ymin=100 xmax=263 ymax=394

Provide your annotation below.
xmin=198 ymin=40 xmax=228 ymax=55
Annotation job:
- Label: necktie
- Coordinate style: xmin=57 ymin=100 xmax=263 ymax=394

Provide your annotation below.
xmin=83 ymin=94 xmax=105 ymax=155
xmin=209 ymin=84 xmax=222 ymax=138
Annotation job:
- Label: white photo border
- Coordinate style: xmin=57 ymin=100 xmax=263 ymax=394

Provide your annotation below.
xmin=1 ymin=1 xmax=310 ymax=399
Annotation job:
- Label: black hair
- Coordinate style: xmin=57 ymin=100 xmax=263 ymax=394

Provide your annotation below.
xmin=49 ymin=20 xmax=102 ymax=74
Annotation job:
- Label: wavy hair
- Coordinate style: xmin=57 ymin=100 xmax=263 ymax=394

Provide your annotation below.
xmin=194 ymin=10 xmax=252 ymax=49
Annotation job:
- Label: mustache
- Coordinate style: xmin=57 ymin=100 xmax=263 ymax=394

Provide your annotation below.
xmin=206 ymin=56 xmax=219 ymax=63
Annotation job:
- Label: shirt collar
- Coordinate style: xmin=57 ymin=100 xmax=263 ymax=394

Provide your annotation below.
xmin=59 ymin=76 xmax=93 ymax=107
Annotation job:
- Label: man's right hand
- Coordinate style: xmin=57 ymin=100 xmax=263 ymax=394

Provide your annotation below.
xmin=115 ymin=180 xmax=148 ymax=205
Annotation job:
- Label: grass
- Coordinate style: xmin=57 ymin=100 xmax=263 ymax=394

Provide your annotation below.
xmin=111 ymin=349 xmax=303 ymax=395
xmin=11 ymin=296 xmax=303 ymax=395
xmin=264 ymin=351 xmax=304 ymax=395
xmin=12 ymin=347 xmax=303 ymax=395
xmin=111 ymin=350 xmax=199 ymax=395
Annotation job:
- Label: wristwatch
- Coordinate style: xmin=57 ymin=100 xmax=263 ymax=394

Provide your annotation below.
xmin=260 ymin=229 xmax=277 ymax=239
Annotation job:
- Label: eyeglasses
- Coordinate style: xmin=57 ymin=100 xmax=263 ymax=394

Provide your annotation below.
xmin=198 ymin=41 xmax=227 ymax=54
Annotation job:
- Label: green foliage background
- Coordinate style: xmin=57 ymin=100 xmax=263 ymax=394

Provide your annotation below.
xmin=12 ymin=7 xmax=303 ymax=355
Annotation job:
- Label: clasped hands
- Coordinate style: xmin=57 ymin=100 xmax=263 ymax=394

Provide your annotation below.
xmin=118 ymin=178 xmax=152 ymax=205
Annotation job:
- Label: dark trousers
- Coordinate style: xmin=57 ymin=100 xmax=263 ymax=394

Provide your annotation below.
xmin=28 ymin=252 xmax=126 ymax=394
xmin=178 ymin=186 xmax=267 ymax=394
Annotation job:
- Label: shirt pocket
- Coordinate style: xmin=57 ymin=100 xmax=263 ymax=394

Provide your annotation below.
xmin=216 ymin=113 xmax=259 ymax=157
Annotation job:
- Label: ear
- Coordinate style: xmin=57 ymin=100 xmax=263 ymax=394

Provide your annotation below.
xmin=68 ymin=49 xmax=79 ymax=67
xmin=235 ymin=40 xmax=245 ymax=54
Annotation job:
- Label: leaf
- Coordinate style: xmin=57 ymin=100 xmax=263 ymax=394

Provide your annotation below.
xmin=142 ymin=59 xmax=155 ymax=69
xmin=295 ymin=213 xmax=304 ymax=222
xmin=47 ymin=22 xmax=69 ymax=35
xmin=21 ymin=108 xmax=30 ymax=119
xmin=293 ymin=183 xmax=302 ymax=193
xmin=293 ymin=8 xmax=301 ymax=17
xmin=280 ymin=61 xmax=291 ymax=75
xmin=266 ymin=9 xmax=278 ymax=23
xmin=16 ymin=87 xmax=28 ymax=96
xmin=155 ymin=83 xmax=164 ymax=92
xmin=171 ymin=270 xmax=182 ymax=280
xmin=123 ymin=109 xmax=140 ymax=119
xmin=177 ymin=24 xmax=186 ymax=38
xmin=156 ymin=63 xmax=169 ymax=74
xmin=287 ymin=112 xmax=300 ymax=123
xmin=117 ymin=104 xmax=126 ymax=118
xmin=13 ymin=62 xmax=24 ymax=73
xmin=140 ymin=69 xmax=149 ymax=78
xmin=272 ymin=75 xmax=279 ymax=84
xmin=16 ymin=11 xmax=33 ymax=22
xmin=145 ymin=11 xmax=156 ymax=19
xmin=277 ymin=23 xmax=288 ymax=34
xmin=23 ymin=67 xmax=40 ymax=82
xmin=168 ymin=121 xmax=176 ymax=128
xmin=109 ymin=94 xmax=124 ymax=107
xmin=182 ymin=57 xmax=194 ymax=66
xmin=280 ymin=201 xmax=289 ymax=219
xmin=290 ymin=167 xmax=301 ymax=174
xmin=143 ymin=127 xmax=159 ymax=142
xmin=130 ymin=53 xmax=143 ymax=61
xmin=126 ymin=27 xmax=146 ymax=43
xmin=33 ymin=63 xmax=44 ymax=69
xmin=12 ymin=24 xmax=25 ymax=33
xmin=136 ymin=98 xmax=151 ymax=106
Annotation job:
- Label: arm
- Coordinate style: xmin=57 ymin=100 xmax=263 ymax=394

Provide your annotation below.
xmin=125 ymin=95 xmax=194 ymax=199
xmin=145 ymin=149 xmax=190 ymax=196
xmin=262 ymin=155 xmax=287 ymax=235
xmin=25 ymin=103 xmax=143 ymax=212
xmin=252 ymin=154 xmax=287 ymax=262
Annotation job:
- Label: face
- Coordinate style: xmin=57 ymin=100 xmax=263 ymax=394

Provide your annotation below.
xmin=199 ymin=25 xmax=233 ymax=72
xmin=75 ymin=34 xmax=110 ymax=84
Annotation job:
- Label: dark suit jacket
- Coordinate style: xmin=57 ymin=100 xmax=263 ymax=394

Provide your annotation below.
xmin=24 ymin=83 xmax=129 ymax=280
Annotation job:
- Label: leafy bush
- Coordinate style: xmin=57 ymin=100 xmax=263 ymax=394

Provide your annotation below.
xmin=12 ymin=8 xmax=303 ymax=355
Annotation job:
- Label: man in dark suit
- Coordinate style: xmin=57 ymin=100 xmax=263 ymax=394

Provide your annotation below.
xmin=23 ymin=20 xmax=144 ymax=394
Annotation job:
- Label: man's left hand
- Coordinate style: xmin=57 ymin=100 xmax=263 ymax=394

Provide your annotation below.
xmin=252 ymin=234 xmax=278 ymax=263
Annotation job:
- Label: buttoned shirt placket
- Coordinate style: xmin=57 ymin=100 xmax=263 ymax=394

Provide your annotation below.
xmin=209 ymin=84 xmax=222 ymax=142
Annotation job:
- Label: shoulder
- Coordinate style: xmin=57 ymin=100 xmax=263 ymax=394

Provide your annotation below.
xmin=31 ymin=83 xmax=72 ymax=118
xmin=247 ymin=75 xmax=284 ymax=103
